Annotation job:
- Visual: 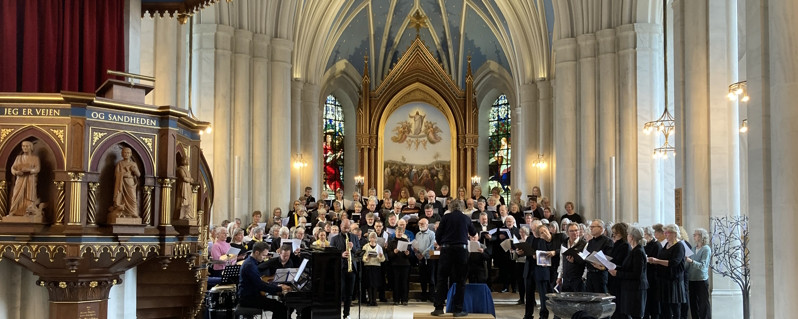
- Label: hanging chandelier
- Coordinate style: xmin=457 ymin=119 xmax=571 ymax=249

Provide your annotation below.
xmin=643 ymin=0 xmax=675 ymax=159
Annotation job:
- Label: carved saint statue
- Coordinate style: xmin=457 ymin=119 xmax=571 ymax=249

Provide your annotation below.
xmin=9 ymin=141 xmax=42 ymax=216
xmin=109 ymin=147 xmax=140 ymax=218
xmin=176 ymin=156 xmax=194 ymax=220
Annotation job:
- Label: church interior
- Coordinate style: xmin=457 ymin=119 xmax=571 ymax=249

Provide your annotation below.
xmin=0 ymin=0 xmax=796 ymax=318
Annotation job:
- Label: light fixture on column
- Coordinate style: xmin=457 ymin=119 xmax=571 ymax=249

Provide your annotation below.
xmin=354 ymin=175 xmax=365 ymax=190
xmin=739 ymin=119 xmax=749 ymax=133
xmin=532 ymin=154 xmax=547 ymax=169
xmin=643 ymin=0 xmax=676 ymax=159
xmin=728 ymin=81 xmax=750 ymax=102
xmin=470 ymin=176 xmax=481 ymax=187
xmin=292 ymin=153 xmax=308 ymax=169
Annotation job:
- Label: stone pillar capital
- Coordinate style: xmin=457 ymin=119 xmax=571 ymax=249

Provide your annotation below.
xmin=270 ymin=38 xmax=293 ymax=64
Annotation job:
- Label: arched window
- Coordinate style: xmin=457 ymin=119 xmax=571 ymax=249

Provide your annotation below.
xmin=488 ymin=94 xmax=511 ymax=202
xmin=322 ymin=95 xmax=345 ymax=199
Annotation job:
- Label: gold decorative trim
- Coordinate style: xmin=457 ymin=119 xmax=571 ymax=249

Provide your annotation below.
xmin=92 ymin=131 xmax=108 ymax=146
xmin=67 ymin=173 xmax=84 ymax=225
xmin=0 ymin=128 xmax=15 ymax=144
xmin=158 ymin=179 xmax=175 ymax=226
xmin=138 ymin=136 xmax=154 ymax=153
xmin=49 ymin=129 xmax=65 ymax=144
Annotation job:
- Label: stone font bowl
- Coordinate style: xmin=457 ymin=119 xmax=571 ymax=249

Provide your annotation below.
xmin=545 ymin=292 xmax=616 ymax=319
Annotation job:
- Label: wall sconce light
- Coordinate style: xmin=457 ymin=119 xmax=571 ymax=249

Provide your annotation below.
xmin=739 ymin=119 xmax=749 ymax=133
xmin=532 ymin=154 xmax=547 ymax=169
xmin=199 ymin=125 xmax=212 ymax=135
xmin=471 ymin=176 xmax=481 ymax=187
xmin=292 ymin=153 xmax=308 ymax=169
xmin=728 ymin=81 xmax=750 ymax=102
xmin=354 ymin=175 xmax=365 ymax=188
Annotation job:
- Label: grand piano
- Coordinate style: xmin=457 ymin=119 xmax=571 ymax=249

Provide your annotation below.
xmin=282 ymin=248 xmax=342 ymax=319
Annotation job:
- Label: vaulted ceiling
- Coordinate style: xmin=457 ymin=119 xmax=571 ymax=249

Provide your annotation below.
xmin=320 ymin=0 xmax=554 ymax=88
xmin=290 ymin=0 xmax=553 ymax=91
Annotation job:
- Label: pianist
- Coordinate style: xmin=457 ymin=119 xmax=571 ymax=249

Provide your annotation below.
xmin=238 ymin=242 xmax=290 ymax=319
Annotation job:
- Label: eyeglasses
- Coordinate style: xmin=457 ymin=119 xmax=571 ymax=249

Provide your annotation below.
xmin=589 ymin=225 xmax=602 ymax=228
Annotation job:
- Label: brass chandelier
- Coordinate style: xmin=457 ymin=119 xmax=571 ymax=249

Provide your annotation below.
xmin=643 ymin=0 xmax=675 ymax=159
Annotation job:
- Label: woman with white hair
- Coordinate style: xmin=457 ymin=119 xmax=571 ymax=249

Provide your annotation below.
xmin=686 ymin=228 xmax=712 ymax=319
xmin=643 ymin=225 xmax=662 ymax=318
xmin=609 ymin=226 xmax=649 ymax=319
xmin=648 ymin=224 xmax=687 ymax=319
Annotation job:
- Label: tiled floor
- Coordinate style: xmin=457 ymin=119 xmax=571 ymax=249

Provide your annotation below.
xmin=335 ymin=293 xmax=541 ymax=319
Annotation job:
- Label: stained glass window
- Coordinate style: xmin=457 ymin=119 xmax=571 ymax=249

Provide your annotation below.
xmin=322 ymin=95 xmax=344 ymax=199
xmin=488 ymin=94 xmax=511 ymax=202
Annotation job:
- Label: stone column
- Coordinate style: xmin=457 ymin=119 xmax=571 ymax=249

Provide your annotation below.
xmin=301 ymin=84 xmax=321 ymax=196
xmin=518 ymin=83 xmax=538 ymax=193
xmin=577 ymin=34 xmax=597 ymax=221
xmin=123 ymin=0 xmax=141 ymax=75
xmin=767 ymin=0 xmax=798 ymax=316
xmin=536 ymin=80 xmax=553 ymax=200
xmin=269 ymin=38 xmax=293 ymax=211
xmin=744 ymin=0 xmax=773 ymax=317
xmin=616 ymin=25 xmax=640 ymax=223
xmin=291 ymin=80 xmax=304 ymax=200
xmin=676 ymin=0 xmax=711 ymax=230
xmin=511 ymin=91 xmax=527 ymax=196
xmin=552 ymin=38 xmax=578 ymax=213
xmin=251 ymin=34 xmax=270 ymax=213
xmin=596 ymin=28 xmax=617 ymax=222
xmin=153 ymin=17 xmax=178 ymax=107
xmin=232 ymin=29 xmax=253 ymax=217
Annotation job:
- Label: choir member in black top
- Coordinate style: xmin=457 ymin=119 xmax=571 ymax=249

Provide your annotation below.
xmin=609 ymin=226 xmax=649 ymax=319
xmin=648 ymin=224 xmax=687 ymax=319
xmin=258 ymin=244 xmax=299 ymax=276
xmin=606 ymin=223 xmax=631 ymax=319
xmin=644 ymin=224 xmax=664 ymax=318
xmin=387 ymin=224 xmax=412 ymax=305
xmin=557 ymin=223 xmax=588 ymax=292
xmin=585 ymin=219 xmax=614 ymax=293
xmin=519 ymin=224 xmax=555 ymax=319
xmin=559 ymin=201 xmax=584 ymax=224
xmin=467 ymin=234 xmax=491 ymax=283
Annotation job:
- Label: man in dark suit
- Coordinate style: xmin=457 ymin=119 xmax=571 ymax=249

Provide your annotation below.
xmin=585 ymin=219 xmax=614 ymax=293
xmin=330 ymin=219 xmax=361 ymax=319
xmin=431 ymin=200 xmax=477 ymax=317
xmin=238 ymin=242 xmax=290 ymax=319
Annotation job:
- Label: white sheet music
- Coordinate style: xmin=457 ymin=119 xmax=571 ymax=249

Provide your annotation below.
xmin=397 ymin=241 xmax=410 ymax=252
xmin=468 ymin=241 xmax=481 ymax=253
xmin=682 ymin=241 xmax=694 ymax=258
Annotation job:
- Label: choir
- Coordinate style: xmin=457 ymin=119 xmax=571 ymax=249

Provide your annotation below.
xmin=208 ymin=184 xmax=712 ymax=319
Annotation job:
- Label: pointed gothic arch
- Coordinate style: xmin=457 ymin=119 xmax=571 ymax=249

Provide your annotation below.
xmin=357 ymin=37 xmax=478 ymax=195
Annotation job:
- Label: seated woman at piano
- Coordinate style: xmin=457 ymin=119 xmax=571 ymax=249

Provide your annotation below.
xmin=229 ymin=228 xmax=250 ymax=261
xmin=209 ymin=226 xmax=235 ymax=277
xmin=238 ymin=242 xmax=290 ymax=319
xmin=258 ymin=244 xmax=300 ymax=277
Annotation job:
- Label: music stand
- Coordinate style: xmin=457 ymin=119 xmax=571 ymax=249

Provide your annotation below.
xmin=220 ymin=265 xmax=241 ymax=285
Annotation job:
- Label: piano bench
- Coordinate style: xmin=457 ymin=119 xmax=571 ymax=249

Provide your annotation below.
xmin=233 ymin=305 xmax=263 ymax=319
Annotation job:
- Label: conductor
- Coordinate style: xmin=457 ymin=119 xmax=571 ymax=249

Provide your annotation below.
xmin=431 ymin=199 xmax=477 ymax=317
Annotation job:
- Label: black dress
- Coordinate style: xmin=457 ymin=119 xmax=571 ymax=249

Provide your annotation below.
xmin=644 ymin=240 xmax=662 ymax=316
xmin=657 ymin=241 xmax=687 ymax=304
xmin=614 ymin=245 xmax=649 ymax=318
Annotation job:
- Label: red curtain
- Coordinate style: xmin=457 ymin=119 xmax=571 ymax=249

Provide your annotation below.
xmin=0 ymin=0 xmax=125 ymax=93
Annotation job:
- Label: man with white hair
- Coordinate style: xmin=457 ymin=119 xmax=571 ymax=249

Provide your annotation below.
xmin=423 ymin=190 xmax=444 ymax=214
xmin=585 ymin=219 xmax=614 ymax=293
